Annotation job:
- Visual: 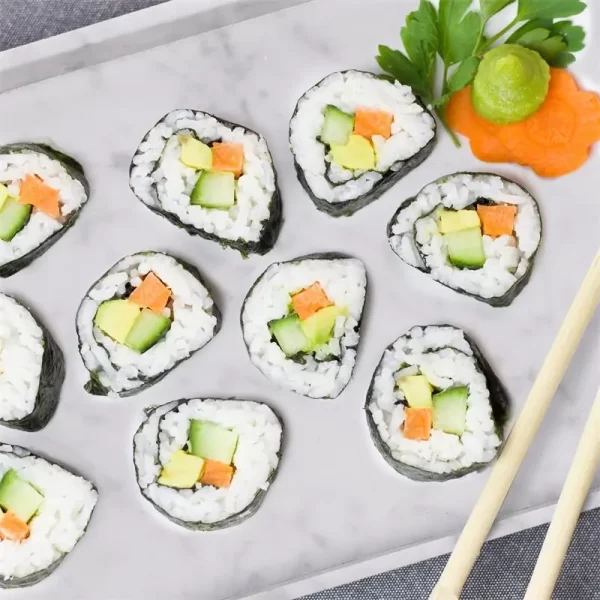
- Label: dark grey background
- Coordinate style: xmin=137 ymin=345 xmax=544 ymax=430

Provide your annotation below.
xmin=1 ymin=1 xmax=598 ymax=598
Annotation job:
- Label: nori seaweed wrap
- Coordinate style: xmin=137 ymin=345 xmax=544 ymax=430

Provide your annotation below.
xmin=0 ymin=143 xmax=90 ymax=277
xmin=365 ymin=325 xmax=509 ymax=482
xmin=0 ymin=293 xmax=64 ymax=432
xmin=289 ymin=70 xmax=436 ymax=217
xmin=387 ymin=172 xmax=542 ymax=307
xmin=129 ymin=110 xmax=282 ymax=256
xmin=133 ymin=398 xmax=283 ymax=530
xmin=76 ymin=251 xmax=221 ymax=397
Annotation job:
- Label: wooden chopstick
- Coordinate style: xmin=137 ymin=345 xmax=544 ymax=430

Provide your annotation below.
xmin=524 ymin=384 xmax=600 ymax=599
xmin=430 ymin=248 xmax=600 ymax=600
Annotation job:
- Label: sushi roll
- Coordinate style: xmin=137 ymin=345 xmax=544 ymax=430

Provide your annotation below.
xmin=0 ymin=143 xmax=89 ymax=277
xmin=133 ymin=398 xmax=283 ymax=530
xmin=76 ymin=252 xmax=221 ymax=397
xmin=388 ymin=172 xmax=542 ymax=307
xmin=0 ymin=294 xmax=64 ymax=432
xmin=366 ymin=325 xmax=509 ymax=482
xmin=241 ymin=253 xmax=367 ymax=399
xmin=129 ymin=110 xmax=282 ymax=255
xmin=0 ymin=444 xmax=97 ymax=588
xmin=289 ymin=70 xmax=436 ymax=217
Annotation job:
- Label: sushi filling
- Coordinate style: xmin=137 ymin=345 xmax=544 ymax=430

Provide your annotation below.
xmin=77 ymin=253 xmax=219 ymax=395
xmin=134 ymin=399 xmax=282 ymax=526
xmin=290 ymin=70 xmax=435 ymax=204
xmin=0 ymin=150 xmax=87 ymax=268
xmin=0 ymin=445 xmax=97 ymax=583
xmin=0 ymin=295 xmax=44 ymax=422
xmin=242 ymin=256 xmax=366 ymax=399
xmin=389 ymin=173 xmax=541 ymax=301
xmin=368 ymin=326 xmax=502 ymax=475
xmin=130 ymin=110 xmax=277 ymax=244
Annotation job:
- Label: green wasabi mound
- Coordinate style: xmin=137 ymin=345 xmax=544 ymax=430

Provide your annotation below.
xmin=472 ymin=44 xmax=550 ymax=125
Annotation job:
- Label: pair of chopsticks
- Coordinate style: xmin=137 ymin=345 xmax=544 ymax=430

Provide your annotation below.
xmin=431 ymin=248 xmax=600 ymax=600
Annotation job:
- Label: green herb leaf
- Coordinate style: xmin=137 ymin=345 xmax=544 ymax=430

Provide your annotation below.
xmin=551 ymin=21 xmax=586 ymax=51
xmin=551 ymin=51 xmax=576 ymax=67
xmin=430 ymin=93 xmax=452 ymax=107
xmin=517 ymin=28 xmax=551 ymax=44
xmin=519 ymin=34 xmax=568 ymax=60
xmin=447 ymin=56 xmax=481 ymax=92
xmin=438 ymin=0 xmax=483 ymax=65
xmin=506 ymin=18 xmax=553 ymax=42
xmin=480 ymin=0 xmax=516 ymax=22
xmin=401 ymin=0 xmax=439 ymax=87
xmin=376 ymin=45 xmax=432 ymax=102
xmin=516 ymin=0 xmax=586 ymax=21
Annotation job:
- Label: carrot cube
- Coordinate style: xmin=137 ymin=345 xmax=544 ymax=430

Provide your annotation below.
xmin=211 ymin=143 xmax=244 ymax=177
xmin=200 ymin=459 xmax=234 ymax=488
xmin=129 ymin=272 xmax=171 ymax=313
xmin=353 ymin=107 xmax=394 ymax=139
xmin=19 ymin=174 xmax=61 ymax=219
xmin=0 ymin=511 xmax=30 ymax=542
xmin=291 ymin=282 xmax=333 ymax=320
xmin=403 ymin=408 xmax=432 ymax=441
xmin=476 ymin=204 xmax=517 ymax=237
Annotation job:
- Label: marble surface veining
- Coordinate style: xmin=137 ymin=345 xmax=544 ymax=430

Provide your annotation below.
xmin=0 ymin=1 xmax=598 ymax=599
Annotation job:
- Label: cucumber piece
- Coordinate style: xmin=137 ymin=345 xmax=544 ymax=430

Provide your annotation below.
xmin=0 ymin=469 xmax=43 ymax=523
xmin=320 ymin=105 xmax=355 ymax=146
xmin=269 ymin=314 xmax=311 ymax=356
xmin=190 ymin=171 xmax=235 ymax=210
xmin=0 ymin=198 xmax=32 ymax=242
xmin=438 ymin=209 xmax=481 ymax=234
xmin=432 ymin=386 xmax=468 ymax=436
xmin=125 ymin=308 xmax=171 ymax=353
xmin=189 ymin=420 xmax=238 ymax=464
xmin=444 ymin=227 xmax=486 ymax=269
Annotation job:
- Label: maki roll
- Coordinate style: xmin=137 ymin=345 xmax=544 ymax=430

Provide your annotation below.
xmin=366 ymin=325 xmax=509 ymax=482
xmin=0 ymin=444 xmax=97 ymax=588
xmin=0 ymin=294 xmax=64 ymax=431
xmin=129 ymin=110 xmax=282 ymax=255
xmin=133 ymin=398 xmax=282 ymax=530
xmin=76 ymin=252 xmax=221 ymax=397
xmin=241 ymin=253 xmax=366 ymax=399
xmin=387 ymin=172 xmax=542 ymax=306
xmin=0 ymin=143 xmax=89 ymax=277
xmin=289 ymin=70 xmax=436 ymax=217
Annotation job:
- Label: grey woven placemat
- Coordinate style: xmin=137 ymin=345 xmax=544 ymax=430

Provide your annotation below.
xmin=1 ymin=1 xmax=599 ymax=598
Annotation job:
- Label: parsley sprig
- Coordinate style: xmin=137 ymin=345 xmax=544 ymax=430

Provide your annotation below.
xmin=377 ymin=0 xmax=587 ymax=146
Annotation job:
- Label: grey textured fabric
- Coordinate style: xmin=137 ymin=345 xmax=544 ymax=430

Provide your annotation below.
xmin=1 ymin=2 xmax=599 ymax=599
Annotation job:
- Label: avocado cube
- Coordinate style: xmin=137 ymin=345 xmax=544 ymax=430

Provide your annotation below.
xmin=94 ymin=299 xmax=141 ymax=345
xmin=124 ymin=308 xmax=171 ymax=353
xmin=432 ymin=386 xmax=469 ymax=436
xmin=158 ymin=450 xmax=205 ymax=489
xmin=269 ymin=314 xmax=311 ymax=357
xmin=438 ymin=209 xmax=481 ymax=234
xmin=0 ymin=469 xmax=43 ymax=523
xmin=398 ymin=375 xmax=433 ymax=409
xmin=300 ymin=305 xmax=346 ymax=349
xmin=179 ymin=136 xmax=213 ymax=170
xmin=444 ymin=227 xmax=486 ymax=269
xmin=189 ymin=420 xmax=238 ymax=465
xmin=330 ymin=134 xmax=375 ymax=170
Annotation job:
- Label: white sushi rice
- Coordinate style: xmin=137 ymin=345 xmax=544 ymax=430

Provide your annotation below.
xmin=368 ymin=326 xmax=501 ymax=475
xmin=389 ymin=173 xmax=542 ymax=300
xmin=129 ymin=110 xmax=277 ymax=243
xmin=0 ymin=445 xmax=97 ymax=582
xmin=0 ymin=294 xmax=44 ymax=422
xmin=134 ymin=399 xmax=282 ymax=525
xmin=242 ymin=256 xmax=366 ymax=399
xmin=0 ymin=149 xmax=87 ymax=268
xmin=77 ymin=252 xmax=218 ymax=396
xmin=290 ymin=70 xmax=435 ymax=204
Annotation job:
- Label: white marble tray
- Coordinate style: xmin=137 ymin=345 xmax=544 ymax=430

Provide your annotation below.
xmin=0 ymin=1 xmax=599 ymax=599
